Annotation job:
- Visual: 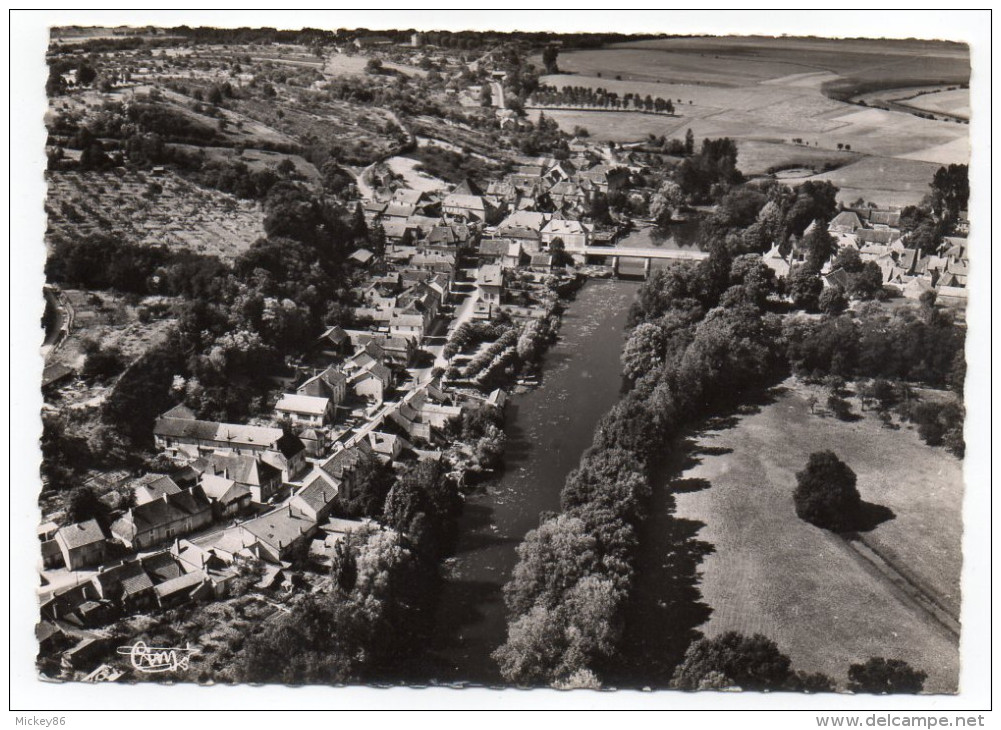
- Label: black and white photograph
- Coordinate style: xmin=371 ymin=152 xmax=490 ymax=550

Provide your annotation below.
xmin=10 ymin=7 xmax=992 ymax=719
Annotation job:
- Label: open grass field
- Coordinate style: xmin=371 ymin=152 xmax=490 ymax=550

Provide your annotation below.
xmin=45 ymin=169 xmax=265 ymax=260
xmin=535 ymin=36 xmax=969 ymax=207
xmin=893 ymin=87 xmax=970 ymax=119
xmin=779 ymin=156 xmax=949 ymax=208
xmin=668 ymin=377 xmax=962 ymax=692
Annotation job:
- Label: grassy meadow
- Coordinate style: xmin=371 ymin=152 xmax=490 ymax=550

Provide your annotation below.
xmin=665 ymin=378 xmax=962 ymax=692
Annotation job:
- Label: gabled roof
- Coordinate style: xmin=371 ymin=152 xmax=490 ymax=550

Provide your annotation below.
xmin=443 ymin=193 xmax=487 ymax=212
xmin=828 ymin=211 xmax=863 ymax=232
xmin=357 ymin=362 xmax=393 ymax=386
xmin=154 ymin=570 xmax=207 ymax=600
xmin=497 ymin=226 xmax=541 ymax=241
xmin=856 ymin=228 xmax=900 ymax=245
xmin=154 ymin=417 xmax=287 ymax=451
xmin=897 ymin=248 xmax=919 ymax=271
xmin=203 ymin=453 xmax=282 ymax=487
xmin=320 ymin=444 xmax=373 ymax=480
xmin=349 ymin=248 xmax=375 ymax=264
xmin=134 ymin=474 xmax=182 ymax=505
xmin=823 ymin=268 xmax=852 ymax=290
xmin=142 ymin=551 xmax=184 ymax=582
xmin=390 ymin=311 xmax=426 ymax=328
xmin=542 ymin=219 xmax=588 ymax=236
xmin=382 ymin=220 xmax=417 ymax=239
xmin=42 ymin=363 xmax=75 ymax=388
xmin=499 ymin=210 xmax=547 ymax=229
xmin=112 ymin=489 xmax=212 ymax=539
xmin=56 ymin=519 xmax=105 ymax=551
xmin=451 ymin=178 xmax=484 ymax=196
xmin=276 ymin=432 xmax=306 ymax=460
xmin=292 ymin=475 xmax=339 ymax=513
xmin=275 ymin=393 xmax=330 ymax=417
xmin=476 ymin=264 xmax=504 ymax=287
xmin=391 ymin=189 xmax=424 ymax=206
xmin=200 ymin=474 xmax=251 ymax=505
xmin=121 ymin=570 xmax=155 ymax=596
xmin=161 ymin=403 xmax=196 ymax=420
xmin=479 ymin=239 xmax=511 ymax=256
xmin=383 ymin=203 xmax=418 ymax=218
xmin=317 ymin=325 xmax=349 ymax=346
xmin=867 ymin=210 xmax=901 ymax=227
xmin=241 ymin=507 xmax=314 ymax=551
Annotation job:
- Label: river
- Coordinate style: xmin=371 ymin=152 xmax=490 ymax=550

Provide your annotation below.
xmin=426 ymin=279 xmax=639 ymax=685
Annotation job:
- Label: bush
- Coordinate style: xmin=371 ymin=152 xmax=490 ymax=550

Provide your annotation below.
xmin=81 ymin=346 xmax=127 ymax=382
xmin=826 ymin=394 xmax=853 ymax=420
xmin=793 ymin=451 xmax=861 ymax=531
xmin=818 ymin=286 xmax=848 ymax=315
xmin=847 ymin=657 xmax=927 ymax=694
xmin=670 ymin=632 xmax=793 ymax=691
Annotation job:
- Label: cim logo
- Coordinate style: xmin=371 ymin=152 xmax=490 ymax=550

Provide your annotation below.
xmin=116 ymin=641 xmax=197 ymax=674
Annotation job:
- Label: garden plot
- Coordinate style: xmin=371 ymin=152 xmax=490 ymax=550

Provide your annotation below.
xmin=46 ymin=169 xmax=264 ymax=260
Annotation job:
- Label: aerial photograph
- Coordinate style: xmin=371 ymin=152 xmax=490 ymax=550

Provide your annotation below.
xmin=34 ymin=17 xmax=971 ymax=696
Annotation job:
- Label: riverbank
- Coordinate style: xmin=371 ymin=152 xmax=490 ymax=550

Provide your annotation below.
xmin=425 ymin=278 xmax=640 ymax=685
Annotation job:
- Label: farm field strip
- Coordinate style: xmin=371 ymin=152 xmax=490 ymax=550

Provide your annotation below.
xmin=537 ymin=38 xmax=967 ymax=205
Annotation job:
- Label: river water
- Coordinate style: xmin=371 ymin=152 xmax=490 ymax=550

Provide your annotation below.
xmin=427 ymin=279 xmax=639 ymax=685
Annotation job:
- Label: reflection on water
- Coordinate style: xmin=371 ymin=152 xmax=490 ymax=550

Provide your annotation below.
xmin=427 ymin=279 xmax=639 ymax=685
xmin=617 ymin=217 xmax=703 ymax=251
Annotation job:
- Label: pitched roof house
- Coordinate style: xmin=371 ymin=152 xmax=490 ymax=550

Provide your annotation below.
xmin=133 ymin=474 xmax=183 ymax=505
xmin=153 ymin=416 xmax=306 ymax=481
xmin=110 ymin=488 xmax=213 ymax=551
xmin=54 ymin=519 xmax=106 ymax=571
xmin=199 ymin=474 xmax=252 ymax=519
xmin=275 ymin=393 xmax=333 ymax=427
xmin=240 ymin=505 xmax=317 ymax=563
xmin=290 ymin=475 xmax=340 ymax=523
xmin=191 ymin=453 xmax=284 ymax=504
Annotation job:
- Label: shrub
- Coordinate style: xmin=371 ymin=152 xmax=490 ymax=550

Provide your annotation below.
xmin=671 ymin=631 xmax=792 ymax=691
xmin=847 ymin=657 xmax=927 ymax=694
xmin=826 ymin=394 xmax=853 ymax=420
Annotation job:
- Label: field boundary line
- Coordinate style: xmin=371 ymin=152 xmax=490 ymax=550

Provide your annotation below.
xmin=828 ymin=530 xmax=960 ymax=642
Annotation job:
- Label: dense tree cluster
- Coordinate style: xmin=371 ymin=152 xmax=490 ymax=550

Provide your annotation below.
xmin=696 ymin=180 xmax=839 ymax=255
xmin=674 ymin=138 xmax=743 ymax=205
xmin=782 ymin=302 xmax=965 ymax=388
xmin=237 ymin=528 xmax=437 ymax=684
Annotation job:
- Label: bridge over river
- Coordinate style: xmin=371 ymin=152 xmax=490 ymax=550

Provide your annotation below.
xmin=579 ymin=245 xmax=709 ymax=277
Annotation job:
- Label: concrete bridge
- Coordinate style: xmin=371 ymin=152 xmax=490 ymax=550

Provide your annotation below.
xmin=578 ymin=246 xmax=709 ymax=277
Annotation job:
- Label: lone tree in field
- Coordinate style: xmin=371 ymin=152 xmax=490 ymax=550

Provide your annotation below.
xmin=793 ymin=450 xmax=861 ymax=531
xmin=848 ymin=657 xmax=927 ymax=694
